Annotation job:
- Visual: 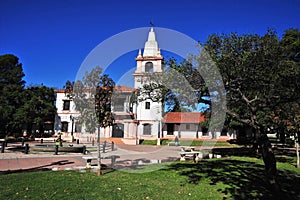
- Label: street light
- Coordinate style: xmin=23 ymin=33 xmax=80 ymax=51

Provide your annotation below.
xmin=152 ymin=105 xmax=162 ymax=146
xmin=70 ymin=115 xmax=75 ymax=143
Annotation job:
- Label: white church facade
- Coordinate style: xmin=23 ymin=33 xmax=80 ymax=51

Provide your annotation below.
xmin=54 ymin=28 xmax=235 ymax=144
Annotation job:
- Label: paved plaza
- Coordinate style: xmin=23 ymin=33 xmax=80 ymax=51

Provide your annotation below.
xmin=0 ymin=143 xmax=181 ymax=173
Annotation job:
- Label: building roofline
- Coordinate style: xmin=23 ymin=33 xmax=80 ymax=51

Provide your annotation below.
xmin=162 ymin=112 xmax=205 ymax=123
xmin=54 ymin=85 xmax=136 ymax=93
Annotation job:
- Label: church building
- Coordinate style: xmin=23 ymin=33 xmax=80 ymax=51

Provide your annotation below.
xmin=54 ymin=28 xmax=235 ymax=144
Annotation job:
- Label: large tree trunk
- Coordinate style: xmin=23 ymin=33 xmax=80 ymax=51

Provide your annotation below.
xmin=296 ymin=141 xmax=300 ymax=168
xmin=279 ymin=127 xmax=286 ymax=144
xmin=258 ymin=132 xmax=280 ymax=190
xmin=27 ymin=123 xmax=33 ymax=137
xmin=97 ymin=125 xmax=101 ymax=176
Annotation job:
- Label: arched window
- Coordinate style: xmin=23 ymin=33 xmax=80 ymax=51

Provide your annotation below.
xmin=145 ymin=62 xmax=153 ymax=72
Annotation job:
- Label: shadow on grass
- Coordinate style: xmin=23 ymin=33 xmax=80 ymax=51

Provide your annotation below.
xmin=165 ymin=159 xmax=300 ymax=200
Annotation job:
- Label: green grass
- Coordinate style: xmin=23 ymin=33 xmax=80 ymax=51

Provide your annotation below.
xmin=160 ymin=139 xmax=237 ymax=147
xmin=139 ymin=139 xmax=157 ymax=145
xmin=1 ymin=156 xmax=299 ymax=200
xmin=128 ymin=139 xmax=238 ymax=147
xmin=139 ymin=139 xmax=237 ymax=146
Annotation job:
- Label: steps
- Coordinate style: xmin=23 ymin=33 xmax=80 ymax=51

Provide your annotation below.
xmin=106 ymin=138 xmax=125 ymax=145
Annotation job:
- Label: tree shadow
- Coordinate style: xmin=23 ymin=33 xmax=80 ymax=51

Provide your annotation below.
xmin=0 ymin=160 xmax=75 ymax=175
xmin=164 ymin=159 xmax=300 ymax=200
xmin=211 ymin=147 xmax=257 ymax=157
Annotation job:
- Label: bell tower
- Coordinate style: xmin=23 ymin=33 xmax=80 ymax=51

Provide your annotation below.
xmin=133 ymin=27 xmax=163 ymax=89
xmin=133 ymin=28 xmax=163 ymax=138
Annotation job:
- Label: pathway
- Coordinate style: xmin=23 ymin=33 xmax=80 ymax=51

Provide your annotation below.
xmin=0 ymin=143 xmax=181 ymax=173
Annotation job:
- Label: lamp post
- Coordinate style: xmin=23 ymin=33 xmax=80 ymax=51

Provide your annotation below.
xmin=136 ymin=120 xmax=139 ymax=145
xmin=97 ymin=124 xmax=101 ymax=176
xmin=157 ymin=119 xmax=161 ymax=146
xmin=154 ymin=105 xmax=162 ymax=146
xmin=295 ymin=119 xmax=299 ymax=168
xmin=70 ymin=115 xmax=75 ymax=143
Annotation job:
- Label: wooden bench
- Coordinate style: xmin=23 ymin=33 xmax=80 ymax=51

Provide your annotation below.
xmin=82 ymin=155 xmax=120 ymax=168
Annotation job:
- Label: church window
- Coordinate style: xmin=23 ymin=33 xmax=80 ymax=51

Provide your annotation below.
xmin=63 ymin=100 xmax=70 ymax=110
xmin=75 ymin=123 xmax=82 ymax=132
xmin=114 ymin=98 xmax=125 ymax=112
xmin=186 ymin=124 xmax=190 ymax=130
xmin=143 ymin=124 xmax=152 ymax=135
xmin=61 ymin=122 xmax=68 ymax=132
xmin=145 ymin=102 xmax=150 ymax=109
xmin=145 ymin=62 xmax=153 ymax=72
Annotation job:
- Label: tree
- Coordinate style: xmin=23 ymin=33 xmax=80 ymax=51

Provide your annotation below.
xmin=278 ymin=28 xmax=300 ymax=167
xmin=95 ymin=74 xmax=115 ymax=128
xmin=65 ymin=66 xmax=115 ymax=133
xmin=204 ymin=29 xmax=300 ymax=188
xmin=94 ymin=74 xmax=115 ymax=176
xmin=14 ymin=85 xmax=57 ymax=137
xmin=280 ymin=28 xmax=300 ymax=62
xmin=64 ymin=66 xmax=115 ymax=176
xmin=0 ymin=54 xmax=25 ymax=138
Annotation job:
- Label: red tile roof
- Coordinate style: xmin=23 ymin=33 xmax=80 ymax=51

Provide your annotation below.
xmin=55 ymin=86 xmax=135 ymax=93
xmin=114 ymin=86 xmax=135 ymax=92
xmin=163 ymin=112 xmax=205 ymax=123
xmin=54 ymin=89 xmax=65 ymax=93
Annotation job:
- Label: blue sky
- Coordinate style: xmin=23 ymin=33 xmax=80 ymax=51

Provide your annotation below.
xmin=1 ymin=0 xmax=299 ymax=88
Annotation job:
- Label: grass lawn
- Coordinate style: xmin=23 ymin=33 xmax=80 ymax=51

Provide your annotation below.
xmin=141 ymin=139 xmax=238 ymax=147
xmin=1 ymin=156 xmax=299 ymax=200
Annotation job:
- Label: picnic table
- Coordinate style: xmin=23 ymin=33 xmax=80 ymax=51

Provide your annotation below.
xmin=180 ymin=146 xmax=196 ymax=152
xmin=179 ymin=146 xmax=201 ymax=162
xmin=82 ymin=155 xmax=120 ymax=168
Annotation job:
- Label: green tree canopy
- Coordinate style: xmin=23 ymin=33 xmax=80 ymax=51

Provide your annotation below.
xmin=0 ymin=54 xmax=25 ymax=137
xmin=64 ymin=66 xmax=115 ymax=133
xmin=14 ymin=85 xmax=57 ymax=136
xmin=204 ymin=28 xmax=300 ymax=188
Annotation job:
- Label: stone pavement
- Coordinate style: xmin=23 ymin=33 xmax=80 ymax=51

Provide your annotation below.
xmin=0 ymin=156 xmax=85 ymax=173
xmin=0 ymin=143 xmax=181 ymax=173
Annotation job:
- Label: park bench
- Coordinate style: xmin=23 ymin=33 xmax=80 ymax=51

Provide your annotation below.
xmin=82 ymin=155 xmax=120 ymax=168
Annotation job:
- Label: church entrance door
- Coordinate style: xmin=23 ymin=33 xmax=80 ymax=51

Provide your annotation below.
xmin=112 ymin=123 xmax=124 ymax=138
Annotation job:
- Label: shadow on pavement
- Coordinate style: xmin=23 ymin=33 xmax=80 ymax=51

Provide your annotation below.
xmin=0 ymin=159 xmax=75 ymax=175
